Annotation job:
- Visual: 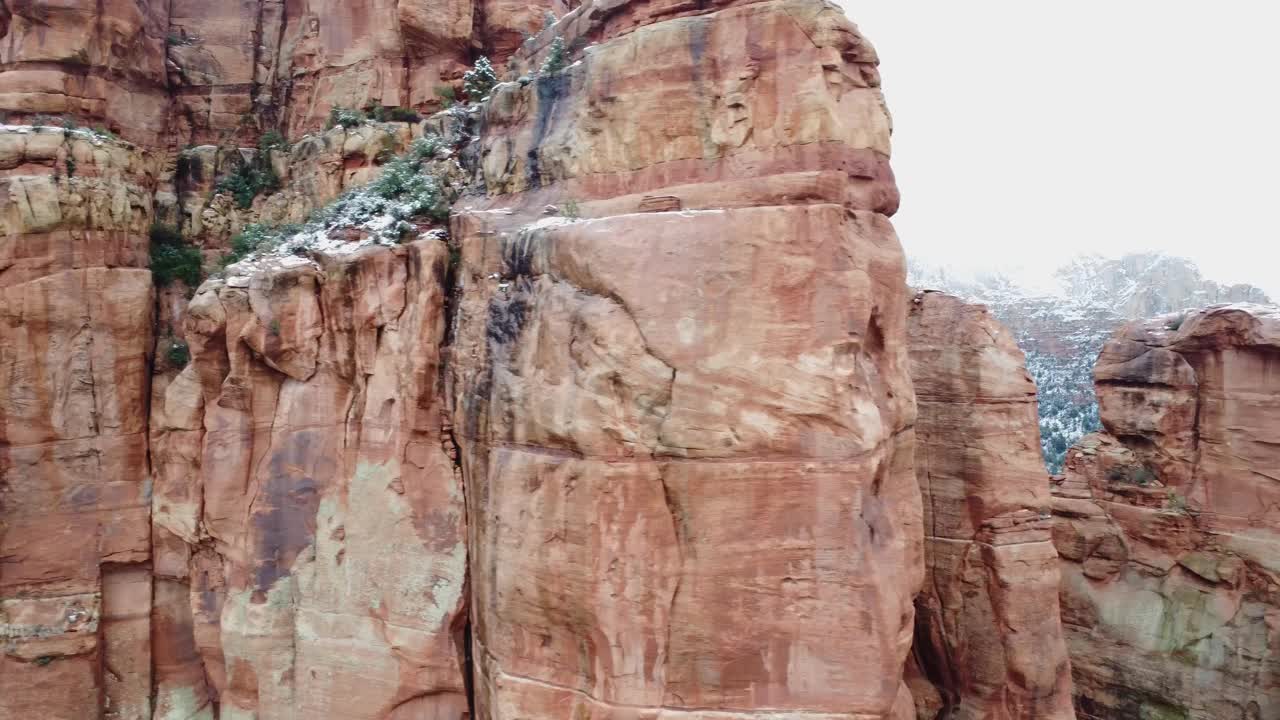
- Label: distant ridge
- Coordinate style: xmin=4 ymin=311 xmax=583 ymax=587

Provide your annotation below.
xmin=909 ymin=253 xmax=1273 ymax=472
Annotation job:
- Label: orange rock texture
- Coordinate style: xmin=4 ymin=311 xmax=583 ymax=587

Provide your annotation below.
xmin=0 ymin=128 xmax=158 ymax=718
xmin=905 ymin=291 xmax=1076 ymax=720
xmin=4 ymin=1 xmax=1274 ymax=719
xmin=448 ymin=0 xmax=921 ymax=715
xmin=1052 ymin=304 xmax=1280 ymax=720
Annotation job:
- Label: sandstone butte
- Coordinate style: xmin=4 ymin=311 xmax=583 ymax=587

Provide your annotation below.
xmin=0 ymin=2 xmax=1273 ymax=720
xmin=1051 ymin=304 xmax=1280 ymax=720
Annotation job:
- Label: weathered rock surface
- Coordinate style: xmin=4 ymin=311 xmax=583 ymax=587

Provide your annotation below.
xmin=1052 ymin=304 xmax=1280 ymax=720
xmin=0 ymin=0 xmax=1159 ymax=718
xmin=0 ymin=127 xmax=157 ymax=719
xmin=0 ymin=1 xmax=171 ymax=146
xmin=146 ymin=240 xmax=469 ymax=719
xmin=166 ymin=0 xmax=556 ymax=144
xmin=905 ymin=291 xmax=1076 ymax=720
xmin=449 ymin=1 xmax=921 ymax=717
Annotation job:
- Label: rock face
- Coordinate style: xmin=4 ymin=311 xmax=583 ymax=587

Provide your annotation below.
xmin=905 ymin=291 xmax=1076 ymax=720
xmin=0 ymin=1 xmax=172 ymax=145
xmin=0 ymin=128 xmax=158 ymax=718
xmin=147 ymin=241 xmax=469 ymax=719
xmin=1051 ymin=304 xmax=1280 ymax=720
xmin=167 ymin=0 xmax=556 ymax=143
xmin=27 ymin=1 xmax=1280 ymax=720
xmin=447 ymin=0 xmax=922 ymax=716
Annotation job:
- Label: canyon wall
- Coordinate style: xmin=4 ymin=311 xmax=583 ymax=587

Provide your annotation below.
xmin=1052 ymin=304 xmax=1280 ymax=720
xmin=4 ymin=2 xmax=1275 ymax=720
xmin=0 ymin=128 xmax=158 ymax=716
xmin=448 ymin=0 xmax=922 ymax=715
xmin=905 ymin=291 xmax=1075 ymax=720
xmin=2 ymin=0 xmax=924 ymax=718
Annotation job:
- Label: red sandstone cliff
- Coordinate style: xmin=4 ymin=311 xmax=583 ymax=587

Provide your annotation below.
xmin=3 ymin=2 xmax=1273 ymax=720
xmin=2 ymin=0 xmax=921 ymax=718
xmin=906 ymin=291 xmax=1076 ymax=720
xmin=1052 ymin=304 xmax=1280 ymax=720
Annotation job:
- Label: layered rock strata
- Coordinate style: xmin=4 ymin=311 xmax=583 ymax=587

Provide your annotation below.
xmin=905 ymin=291 xmax=1075 ymax=720
xmin=0 ymin=127 xmax=158 ymax=718
xmin=1052 ymin=304 xmax=1280 ymax=720
xmin=447 ymin=0 xmax=921 ymax=716
xmin=0 ymin=0 xmax=1125 ymax=718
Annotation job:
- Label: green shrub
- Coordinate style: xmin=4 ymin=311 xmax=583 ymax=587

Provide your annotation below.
xmin=434 ymin=85 xmax=458 ymax=107
xmin=540 ymin=37 xmax=568 ymax=75
xmin=1166 ymin=489 xmax=1188 ymax=512
xmin=258 ymin=130 xmax=288 ymax=153
xmin=560 ymin=198 xmax=580 ymax=219
xmin=165 ymin=338 xmax=191 ymax=367
xmin=463 ymin=56 xmax=498 ymax=100
xmin=64 ymin=157 xmax=76 ymax=177
xmin=220 ymin=133 xmax=454 ymax=265
xmin=215 ymin=156 xmax=280 ymax=209
xmin=364 ymin=106 xmax=421 ymax=123
xmin=149 ymin=224 xmax=203 ymax=288
xmin=387 ymin=107 xmax=421 ymax=123
xmin=327 ymin=106 xmax=365 ymax=129
xmin=221 ymin=223 xmax=283 ymax=266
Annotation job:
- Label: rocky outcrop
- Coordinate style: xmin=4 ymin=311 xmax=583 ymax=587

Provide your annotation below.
xmin=147 ymin=239 xmax=468 ymax=719
xmin=905 ymin=291 xmax=1075 ymax=720
xmin=166 ymin=0 xmax=557 ymax=144
xmin=1052 ymin=304 xmax=1280 ymax=720
xmin=0 ymin=127 xmax=158 ymax=718
xmin=0 ymin=1 xmax=172 ymax=146
xmin=447 ymin=0 xmax=920 ymax=717
xmin=909 ymin=254 xmax=1273 ymax=475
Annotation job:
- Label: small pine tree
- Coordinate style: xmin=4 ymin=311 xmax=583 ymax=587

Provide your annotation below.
xmin=463 ymin=56 xmax=499 ymax=101
xmin=540 ymin=37 xmax=567 ymax=75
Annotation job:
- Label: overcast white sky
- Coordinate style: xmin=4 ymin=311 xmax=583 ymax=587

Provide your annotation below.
xmin=839 ymin=2 xmax=1280 ymax=296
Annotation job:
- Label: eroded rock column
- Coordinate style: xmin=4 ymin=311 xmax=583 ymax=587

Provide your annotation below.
xmin=449 ymin=0 xmax=922 ymax=716
xmin=148 ymin=242 xmax=469 ymax=719
xmin=0 ymin=128 xmax=158 ymax=719
xmin=905 ymin=291 xmax=1075 ymax=720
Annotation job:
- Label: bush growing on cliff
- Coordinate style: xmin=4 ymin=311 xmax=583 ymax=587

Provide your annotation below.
xmin=165 ymin=338 xmax=191 ymax=368
xmin=258 ymin=130 xmax=289 ymax=153
xmin=222 ymin=223 xmax=283 ymax=266
xmin=463 ymin=56 xmax=498 ymax=101
xmin=364 ymin=105 xmax=423 ymax=123
xmin=327 ymin=106 xmax=366 ymax=130
xmin=216 ymin=152 xmax=281 ymax=210
xmin=219 ymin=135 xmax=453 ymax=267
xmin=540 ymin=37 xmax=568 ymax=75
xmin=434 ymin=86 xmax=458 ymax=108
xmin=149 ymin=224 xmax=204 ymax=288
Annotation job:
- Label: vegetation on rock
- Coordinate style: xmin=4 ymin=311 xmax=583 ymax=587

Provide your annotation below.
xmin=221 ymin=135 xmax=453 ymax=267
xmin=541 ymin=37 xmax=568 ymax=74
xmin=463 ymin=56 xmax=498 ymax=100
xmin=149 ymin=224 xmax=203 ymax=288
